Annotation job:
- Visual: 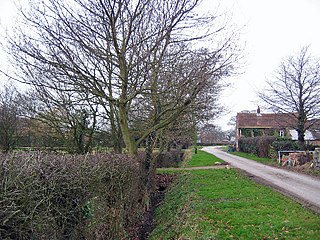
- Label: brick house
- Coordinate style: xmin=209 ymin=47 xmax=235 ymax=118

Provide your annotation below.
xmin=235 ymin=108 xmax=320 ymax=148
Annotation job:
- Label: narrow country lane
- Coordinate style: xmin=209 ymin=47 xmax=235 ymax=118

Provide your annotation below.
xmin=203 ymin=146 xmax=320 ymax=212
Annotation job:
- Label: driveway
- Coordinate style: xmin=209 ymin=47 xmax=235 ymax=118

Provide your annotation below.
xmin=203 ymin=146 xmax=320 ymax=213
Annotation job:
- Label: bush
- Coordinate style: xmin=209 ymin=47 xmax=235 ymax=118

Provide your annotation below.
xmin=271 ymin=137 xmax=300 ymax=152
xmin=238 ymin=137 xmax=257 ymax=155
xmin=239 ymin=136 xmax=276 ymax=158
xmin=156 ymin=147 xmax=183 ymax=168
xmin=0 ymin=152 xmax=151 ymax=239
xmin=256 ymin=136 xmax=276 ymax=158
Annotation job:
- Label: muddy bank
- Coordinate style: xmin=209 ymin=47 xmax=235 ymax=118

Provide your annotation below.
xmin=130 ymin=173 xmax=177 ymax=239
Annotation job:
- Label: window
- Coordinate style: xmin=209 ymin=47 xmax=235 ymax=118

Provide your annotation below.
xmin=279 ymin=130 xmax=285 ymax=137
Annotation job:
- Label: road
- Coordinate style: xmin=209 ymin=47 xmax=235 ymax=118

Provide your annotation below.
xmin=203 ymin=146 xmax=320 ymax=213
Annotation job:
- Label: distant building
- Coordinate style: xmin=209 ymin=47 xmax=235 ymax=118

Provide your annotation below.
xmin=235 ymin=108 xmax=320 ymax=148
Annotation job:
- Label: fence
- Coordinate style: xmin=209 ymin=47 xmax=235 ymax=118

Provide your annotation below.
xmin=313 ymin=148 xmax=320 ymax=170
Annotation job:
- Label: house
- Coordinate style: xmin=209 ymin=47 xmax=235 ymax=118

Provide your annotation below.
xmin=235 ymin=108 xmax=320 ymax=148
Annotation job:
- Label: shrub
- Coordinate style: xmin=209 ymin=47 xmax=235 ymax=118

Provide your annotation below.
xmin=0 ymin=152 xmax=151 ymax=239
xmin=256 ymin=136 xmax=276 ymax=158
xmin=271 ymin=137 xmax=300 ymax=152
xmin=238 ymin=137 xmax=258 ymax=155
xmin=156 ymin=147 xmax=183 ymax=168
xmin=239 ymin=136 xmax=276 ymax=158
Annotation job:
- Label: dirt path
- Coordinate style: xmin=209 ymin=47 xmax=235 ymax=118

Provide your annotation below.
xmin=203 ymin=146 xmax=320 ymax=213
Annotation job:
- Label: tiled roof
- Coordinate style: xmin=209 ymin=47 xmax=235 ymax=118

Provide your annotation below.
xmin=236 ymin=112 xmax=297 ymax=129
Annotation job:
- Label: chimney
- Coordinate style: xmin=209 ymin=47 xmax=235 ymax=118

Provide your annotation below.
xmin=257 ymin=106 xmax=261 ymax=116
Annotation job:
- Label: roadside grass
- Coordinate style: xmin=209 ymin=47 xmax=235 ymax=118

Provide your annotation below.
xmin=185 ymin=149 xmax=225 ymax=167
xmin=230 ymin=151 xmax=278 ymax=166
xmin=191 ymin=145 xmax=204 ymax=150
xmin=150 ymin=169 xmax=320 ymax=239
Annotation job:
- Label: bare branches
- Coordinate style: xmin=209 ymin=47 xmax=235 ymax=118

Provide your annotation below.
xmin=6 ymin=0 xmax=241 ymax=154
xmin=259 ymin=46 xmax=320 ymax=143
xmin=0 ymin=83 xmax=21 ymax=152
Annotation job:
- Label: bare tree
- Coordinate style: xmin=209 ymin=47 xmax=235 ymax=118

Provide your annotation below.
xmin=21 ymin=87 xmax=99 ymax=153
xmin=0 ymin=83 xmax=21 ymax=152
xmin=259 ymin=47 xmax=320 ymax=144
xmin=6 ymin=0 xmax=240 ymax=155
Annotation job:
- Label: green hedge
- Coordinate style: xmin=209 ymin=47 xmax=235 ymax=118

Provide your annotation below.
xmin=238 ymin=136 xmax=276 ymax=158
xmin=239 ymin=136 xmax=319 ymax=159
xmin=0 ymin=152 xmax=151 ymax=239
xmin=271 ymin=137 xmax=300 ymax=152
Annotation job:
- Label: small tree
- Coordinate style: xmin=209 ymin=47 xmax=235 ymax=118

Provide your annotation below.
xmin=259 ymin=47 xmax=320 ymax=145
xmin=21 ymin=88 xmax=99 ymax=153
xmin=0 ymin=83 xmax=20 ymax=152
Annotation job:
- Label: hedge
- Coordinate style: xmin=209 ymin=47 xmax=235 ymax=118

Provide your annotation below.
xmin=156 ymin=147 xmax=183 ymax=168
xmin=238 ymin=136 xmax=276 ymax=158
xmin=271 ymin=137 xmax=300 ymax=152
xmin=238 ymin=135 xmax=320 ymax=159
xmin=0 ymin=152 xmax=152 ymax=239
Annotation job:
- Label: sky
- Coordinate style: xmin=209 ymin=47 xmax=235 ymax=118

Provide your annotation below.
xmin=1 ymin=0 xmax=320 ymax=130
xmin=0 ymin=0 xmax=15 ymax=86
xmin=206 ymin=0 xmax=320 ymax=130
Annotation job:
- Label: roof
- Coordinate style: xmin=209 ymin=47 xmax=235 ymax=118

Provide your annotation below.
xmin=236 ymin=112 xmax=296 ymax=129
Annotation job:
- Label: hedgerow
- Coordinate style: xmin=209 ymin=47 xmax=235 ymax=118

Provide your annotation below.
xmin=156 ymin=147 xmax=184 ymax=168
xmin=271 ymin=137 xmax=299 ymax=152
xmin=238 ymin=136 xmax=276 ymax=158
xmin=0 ymin=152 xmax=151 ymax=239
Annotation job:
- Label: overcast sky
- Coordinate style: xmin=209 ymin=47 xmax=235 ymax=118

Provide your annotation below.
xmin=1 ymin=0 xmax=320 ymax=130
xmin=207 ymin=0 xmax=320 ymax=130
xmin=0 ymin=0 xmax=15 ymax=85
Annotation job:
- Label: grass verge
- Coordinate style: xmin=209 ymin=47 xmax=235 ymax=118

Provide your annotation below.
xmin=150 ymin=169 xmax=320 ymax=239
xmin=185 ymin=149 xmax=225 ymax=167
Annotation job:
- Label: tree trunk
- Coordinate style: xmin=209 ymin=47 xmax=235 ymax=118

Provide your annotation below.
xmin=109 ymin=104 xmax=123 ymax=153
xmin=297 ymin=111 xmax=306 ymax=148
xmin=193 ymin=115 xmax=198 ymax=154
xmin=118 ymin=103 xmax=137 ymax=156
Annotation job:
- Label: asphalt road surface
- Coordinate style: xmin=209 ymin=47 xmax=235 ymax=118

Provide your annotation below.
xmin=203 ymin=146 xmax=320 ymax=213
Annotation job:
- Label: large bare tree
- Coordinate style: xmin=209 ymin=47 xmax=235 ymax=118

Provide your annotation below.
xmin=6 ymin=0 xmax=240 ymax=155
xmin=259 ymin=47 xmax=320 ymax=144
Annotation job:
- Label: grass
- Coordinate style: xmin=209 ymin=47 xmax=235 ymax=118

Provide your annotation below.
xmin=230 ymin=151 xmax=278 ymax=166
xmin=151 ymin=150 xmax=320 ymax=239
xmin=185 ymin=149 xmax=225 ymax=167
xmin=191 ymin=145 xmax=204 ymax=150
xmin=150 ymin=169 xmax=320 ymax=239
